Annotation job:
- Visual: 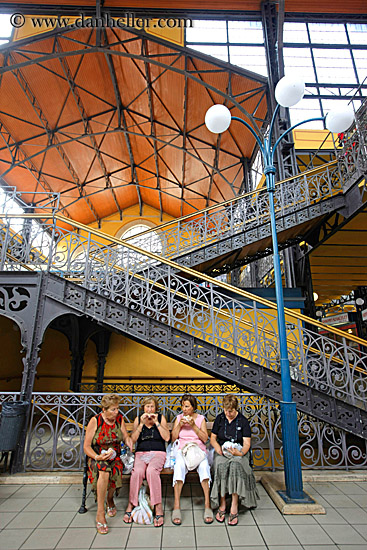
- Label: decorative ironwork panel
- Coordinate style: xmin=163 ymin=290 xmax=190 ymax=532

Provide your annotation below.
xmin=2 ymin=392 xmax=366 ymax=472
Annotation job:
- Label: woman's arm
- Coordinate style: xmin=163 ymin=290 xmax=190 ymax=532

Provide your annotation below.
xmin=83 ymin=417 xmax=113 ymax=461
xmin=171 ymin=417 xmax=183 ymax=442
xmin=241 ymin=436 xmax=251 ymax=456
xmin=154 ymin=414 xmax=170 ymax=442
xmin=130 ymin=417 xmax=141 ymax=444
xmin=186 ymin=416 xmax=208 ymax=444
xmin=227 ymin=436 xmax=251 ymax=457
xmin=210 ymin=432 xmax=222 ymax=455
xmin=120 ymin=417 xmax=133 ymax=451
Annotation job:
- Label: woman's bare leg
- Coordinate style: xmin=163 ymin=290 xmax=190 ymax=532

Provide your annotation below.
xmin=229 ymin=493 xmax=239 ymax=525
xmin=96 ymin=471 xmax=109 ymax=524
xmin=172 ymin=480 xmax=183 ymax=524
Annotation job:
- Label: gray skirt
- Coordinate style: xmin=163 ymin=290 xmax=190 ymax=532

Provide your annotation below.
xmin=210 ymin=452 xmax=259 ymax=509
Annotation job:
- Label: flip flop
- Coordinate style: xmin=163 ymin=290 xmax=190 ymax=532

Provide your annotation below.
xmin=204 ymin=508 xmax=214 ymax=524
xmin=215 ymin=509 xmax=226 ymax=523
xmin=228 ymin=512 xmax=238 ymax=526
xmin=171 ymin=509 xmax=182 ymax=525
xmin=96 ymin=521 xmax=108 ymax=534
xmin=123 ymin=511 xmax=133 ymax=524
xmin=154 ymin=514 xmax=164 ymax=527
xmin=106 ymin=506 xmax=117 ymax=517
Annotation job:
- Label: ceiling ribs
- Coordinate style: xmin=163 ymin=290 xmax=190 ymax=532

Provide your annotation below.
xmin=181 ymin=56 xmax=188 ymax=218
xmin=142 ymin=39 xmax=163 ymax=221
xmin=9 ymin=57 xmax=98 ymax=221
xmin=0 ymin=120 xmax=68 ymax=213
xmin=55 ymin=39 xmax=123 ymax=221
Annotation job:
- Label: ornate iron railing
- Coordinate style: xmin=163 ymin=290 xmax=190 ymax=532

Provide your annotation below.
xmin=120 ymin=161 xmax=343 ymax=261
xmin=337 ymin=101 xmax=367 ymax=192
xmin=1 ymin=392 xmax=365 ymax=472
xmin=1 ymin=209 xmax=367 ymax=412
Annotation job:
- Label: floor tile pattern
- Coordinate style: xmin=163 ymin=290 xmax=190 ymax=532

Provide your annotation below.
xmin=1 ymin=480 xmax=367 ymax=549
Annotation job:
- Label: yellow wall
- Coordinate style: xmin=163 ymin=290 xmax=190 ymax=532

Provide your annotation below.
xmin=35 ymin=328 xmax=73 ymax=392
xmin=0 ymin=313 xmax=214 ymax=393
xmin=88 ymin=204 xmax=175 ymax=239
xmin=102 ymin=332 xmax=211 ymax=382
xmin=0 ymin=316 xmax=24 ymax=392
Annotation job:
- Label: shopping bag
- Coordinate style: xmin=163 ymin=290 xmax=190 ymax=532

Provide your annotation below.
xmin=131 ymin=485 xmax=153 ymax=524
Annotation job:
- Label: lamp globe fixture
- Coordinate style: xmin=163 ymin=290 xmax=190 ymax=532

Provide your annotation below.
xmin=275 ymin=76 xmax=305 ymax=107
xmin=325 ymin=105 xmax=354 ymax=133
xmin=205 ymin=104 xmax=232 ymax=134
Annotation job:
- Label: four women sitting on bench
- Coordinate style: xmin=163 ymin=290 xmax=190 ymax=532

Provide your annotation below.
xmin=84 ymin=392 xmax=258 ymax=533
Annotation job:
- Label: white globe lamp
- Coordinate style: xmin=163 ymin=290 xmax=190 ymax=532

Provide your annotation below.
xmin=325 ymin=105 xmax=354 ymax=133
xmin=275 ymin=76 xmax=305 ymax=108
xmin=205 ymin=104 xmax=232 ymax=134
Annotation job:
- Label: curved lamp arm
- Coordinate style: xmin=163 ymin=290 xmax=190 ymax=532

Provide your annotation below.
xmin=231 ymin=116 xmax=266 ymax=159
xmin=271 ymin=116 xmax=325 ymax=163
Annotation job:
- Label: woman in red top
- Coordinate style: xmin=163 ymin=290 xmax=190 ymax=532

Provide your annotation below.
xmin=84 ymin=394 xmax=132 ymax=535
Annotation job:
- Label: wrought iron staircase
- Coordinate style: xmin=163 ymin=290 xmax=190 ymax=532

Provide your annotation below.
xmin=120 ymin=102 xmax=367 ymax=277
xmin=1 ymin=211 xmax=367 ymax=441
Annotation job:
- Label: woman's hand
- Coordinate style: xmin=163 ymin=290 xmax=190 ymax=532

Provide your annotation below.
xmin=140 ymin=412 xmax=150 ymax=425
xmin=227 ymin=446 xmax=243 ymax=457
xmin=150 ymin=413 xmax=158 ymax=424
xmin=125 ymin=436 xmax=133 ymax=451
xmin=184 ymin=415 xmax=195 ymax=427
xmin=98 ymin=448 xmax=115 ymax=461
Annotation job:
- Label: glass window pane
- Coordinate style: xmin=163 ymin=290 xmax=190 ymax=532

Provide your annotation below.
xmin=283 ymin=22 xmax=308 ymax=44
xmin=352 ymin=50 xmax=367 ymax=83
xmin=284 ymin=48 xmax=315 ymax=81
xmin=190 ymin=44 xmax=229 ymax=63
xmin=186 ymin=20 xmax=227 ymax=43
xmin=347 ymin=23 xmax=367 ymax=45
xmin=229 ymin=46 xmax=267 ymax=76
xmin=289 ymin=99 xmax=324 ymax=129
xmin=0 ymin=14 xmax=12 ymax=38
xmin=308 ymin=23 xmax=348 ymax=44
xmin=313 ymin=49 xmax=357 ymax=84
xmin=227 ymin=21 xmax=263 ymax=44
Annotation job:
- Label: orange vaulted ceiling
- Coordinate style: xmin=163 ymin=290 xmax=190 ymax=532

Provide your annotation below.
xmin=0 ymin=26 xmax=268 ymax=224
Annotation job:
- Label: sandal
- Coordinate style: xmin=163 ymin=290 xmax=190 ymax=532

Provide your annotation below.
xmin=204 ymin=508 xmax=214 ymax=524
xmin=154 ymin=514 xmax=164 ymax=527
xmin=106 ymin=506 xmax=117 ymax=517
xmin=171 ymin=509 xmax=182 ymax=525
xmin=123 ymin=511 xmax=133 ymax=524
xmin=96 ymin=521 xmax=108 ymax=534
xmin=228 ymin=512 xmax=238 ymax=526
xmin=215 ymin=509 xmax=226 ymax=523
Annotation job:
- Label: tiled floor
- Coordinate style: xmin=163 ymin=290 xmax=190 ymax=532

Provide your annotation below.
xmin=1 ymin=479 xmax=367 ymax=549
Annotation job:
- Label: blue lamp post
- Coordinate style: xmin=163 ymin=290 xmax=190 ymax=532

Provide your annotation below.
xmin=205 ymin=76 xmax=354 ymax=502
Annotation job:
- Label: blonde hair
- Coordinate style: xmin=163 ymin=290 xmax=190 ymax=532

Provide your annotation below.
xmin=100 ymin=394 xmax=121 ymax=410
xmin=222 ymin=394 xmax=239 ymax=411
xmin=141 ymin=395 xmax=159 ymax=412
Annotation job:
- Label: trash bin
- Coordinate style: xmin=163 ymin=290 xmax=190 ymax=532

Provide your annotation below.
xmin=0 ymin=401 xmax=29 ymax=452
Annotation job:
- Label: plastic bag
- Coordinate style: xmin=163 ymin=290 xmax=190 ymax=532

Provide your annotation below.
xmin=206 ymin=443 xmax=215 ymax=467
xmin=164 ymin=440 xmax=179 ymax=469
xmin=221 ymin=441 xmax=242 ymax=458
xmin=181 ymin=442 xmax=206 ymax=471
xmin=121 ymin=447 xmax=134 ymax=474
xmin=131 ymin=485 xmax=153 ymax=524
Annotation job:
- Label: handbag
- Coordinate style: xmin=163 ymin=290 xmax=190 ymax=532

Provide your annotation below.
xmin=131 ymin=484 xmax=153 ymax=524
xmin=181 ymin=441 xmax=206 ymax=470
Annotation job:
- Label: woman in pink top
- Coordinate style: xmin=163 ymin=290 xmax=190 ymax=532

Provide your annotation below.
xmin=171 ymin=394 xmax=213 ymax=526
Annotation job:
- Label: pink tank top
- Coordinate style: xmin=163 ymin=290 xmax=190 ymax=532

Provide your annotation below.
xmin=176 ymin=413 xmax=207 ymax=452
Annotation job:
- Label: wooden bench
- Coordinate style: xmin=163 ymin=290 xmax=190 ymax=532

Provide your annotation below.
xmin=79 ymin=421 xmax=212 ymax=512
xmin=79 ymin=420 xmax=253 ymax=513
